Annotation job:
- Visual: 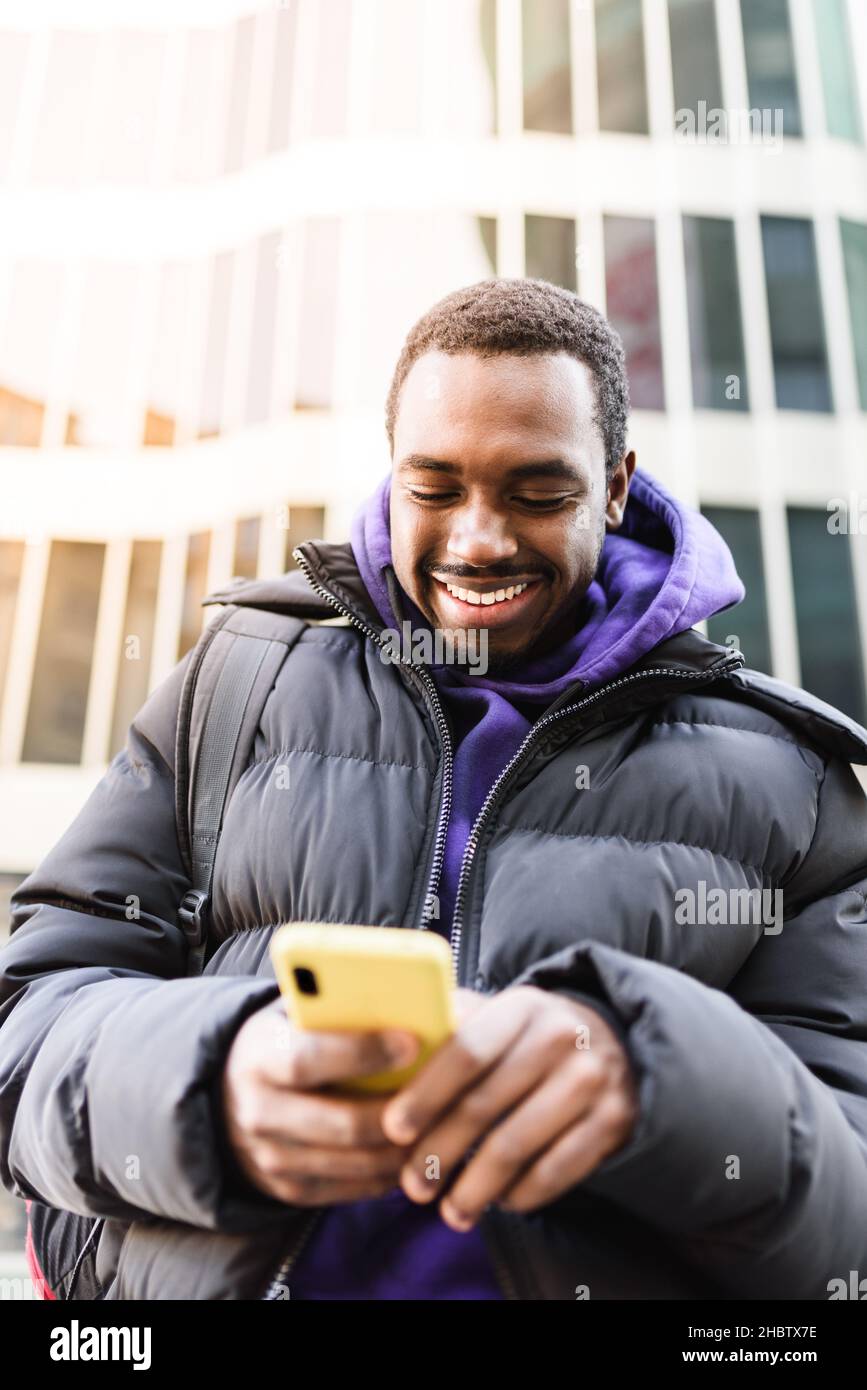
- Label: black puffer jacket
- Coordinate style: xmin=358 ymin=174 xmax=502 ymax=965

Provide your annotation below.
xmin=2 ymin=537 xmax=867 ymax=1300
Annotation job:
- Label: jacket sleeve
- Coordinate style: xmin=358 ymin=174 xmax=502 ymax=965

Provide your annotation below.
xmin=510 ymin=753 xmax=867 ymax=1299
xmin=0 ymin=648 xmax=289 ymax=1234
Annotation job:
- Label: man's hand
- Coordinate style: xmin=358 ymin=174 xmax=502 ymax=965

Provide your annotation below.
xmin=381 ymin=985 xmax=638 ymax=1231
xmin=221 ymin=997 xmax=420 ymax=1205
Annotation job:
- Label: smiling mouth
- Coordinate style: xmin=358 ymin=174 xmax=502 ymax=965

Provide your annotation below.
xmin=441 ymin=580 xmax=532 ymax=607
xmin=429 ymin=575 xmax=544 ymax=617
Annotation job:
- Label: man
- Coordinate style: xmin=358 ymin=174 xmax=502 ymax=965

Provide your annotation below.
xmin=2 ymin=277 xmax=867 ymax=1300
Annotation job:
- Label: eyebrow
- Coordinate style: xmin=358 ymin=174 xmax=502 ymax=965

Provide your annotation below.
xmin=397 ymin=454 xmax=582 ymax=484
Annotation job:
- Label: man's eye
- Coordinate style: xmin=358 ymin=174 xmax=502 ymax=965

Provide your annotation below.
xmin=406 ymin=489 xmax=457 ymax=503
xmin=516 ymin=496 xmax=571 ymax=511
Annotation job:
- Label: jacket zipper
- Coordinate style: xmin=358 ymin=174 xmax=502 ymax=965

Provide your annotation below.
xmin=448 ymin=656 xmax=745 ymax=983
xmin=259 ymin=548 xmax=460 ymax=1299
xmin=262 ymin=549 xmax=743 ymax=1300
xmin=292 ymin=549 xmax=455 ymax=952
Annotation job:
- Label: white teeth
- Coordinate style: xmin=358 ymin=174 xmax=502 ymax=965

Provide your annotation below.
xmin=444 ymin=581 xmax=529 ymax=605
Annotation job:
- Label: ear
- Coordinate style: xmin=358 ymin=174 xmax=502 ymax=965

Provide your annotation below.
xmin=605 ymin=451 xmax=636 ymax=531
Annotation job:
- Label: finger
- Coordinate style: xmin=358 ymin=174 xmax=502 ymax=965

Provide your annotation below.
xmin=497 ymin=1096 xmax=633 ymax=1213
xmin=452 ymin=988 xmax=488 ymax=1027
xmin=434 ymin=1058 xmax=605 ymax=1230
xmin=261 ymin=1023 xmax=420 ymax=1091
xmin=397 ymin=1037 xmax=554 ymax=1204
xmin=381 ymin=991 xmax=530 ymax=1144
xmin=244 ymin=1086 xmax=405 ymax=1149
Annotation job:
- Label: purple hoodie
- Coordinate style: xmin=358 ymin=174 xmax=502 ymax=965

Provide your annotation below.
xmin=288 ymin=467 xmax=743 ymax=1300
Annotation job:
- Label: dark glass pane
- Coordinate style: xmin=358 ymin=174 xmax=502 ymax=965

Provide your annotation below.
xmin=814 ymin=0 xmax=862 ymax=143
xmin=841 ymin=219 xmax=867 ymax=410
xmin=761 ymin=216 xmax=831 ymax=411
xmin=604 ymin=215 xmax=665 ymax=408
xmin=669 ymin=0 xmax=723 ymax=123
xmin=177 ymin=531 xmax=211 ymax=660
xmin=787 ymin=508 xmax=866 ymax=725
xmin=282 ymin=506 xmax=326 ymax=571
xmin=479 ymin=216 xmax=497 ymax=273
xmin=233 ymin=516 xmax=261 ymax=579
xmin=683 ymin=215 xmax=748 ymax=410
xmin=22 ymin=541 xmax=105 ymax=764
xmin=525 ymin=215 xmax=576 ymax=291
xmin=596 ymin=0 xmax=649 ymax=135
xmin=702 ymin=508 xmax=772 ymax=674
xmin=0 ymin=541 xmax=24 ymax=711
xmin=522 ymin=0 xmax=572 ymax=133
xmin=109 ymin=540 xmax=162 ymax=760
xmin=740 ymin=0 xmax=801 ymax=138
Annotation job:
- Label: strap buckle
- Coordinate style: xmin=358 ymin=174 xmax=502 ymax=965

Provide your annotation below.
xmin=178 ymin=889 xmax=209 ymax=948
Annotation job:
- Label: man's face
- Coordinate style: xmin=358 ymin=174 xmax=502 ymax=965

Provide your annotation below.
xmin=389 ymin=349 xmax=634 ymax=673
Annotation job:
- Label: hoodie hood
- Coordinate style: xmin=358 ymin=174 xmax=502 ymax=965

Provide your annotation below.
xmin=349 ymin=466 xmax=745 ymax=704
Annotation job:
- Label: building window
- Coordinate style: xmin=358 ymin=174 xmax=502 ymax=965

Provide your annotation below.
xmin=702 ymin=508 xmax=772 ymax=675
xmin=525 ymin=215 xmax=576 ymax=291
xmin=787 ymin=508 xmax=866 ymax=726
xmin=359 ymin=212 xmax=497 ymax=410
xmin=434 ymin=0 xmax=497 ymax=138
xmin=96 ymin=30 xmax=164 ymax=184
xmin=813 ymin=0 xmax=862 ymax=144
xmin=69 ymin=263 xmax=139 ymax=446
xmin=740 ymin=0 xmax=801 ymax=139
xmin=669 ymin=0 xmax=723 ymax=126
xmin=368 ymin=0 xmax=424 ymax=135
xmin=596 ymin=0 xmax=649 ymax=135
xmin=109 ymin=540 xmax=162 ymax=761
xmin=0 ymin=541 xmax=24 ymax=712
xmin=0 ymin=387 xmax=44 ymax=447
xmin=841 ymin=219 xmax=867 ymax=412
xmin=31 ymin=29 xmax=97 ymax=186
xmin=522 ymin=0 xmax=572 ymax=134
xmin=198 ymin=251 xmax=234 ymax=439
xmin=145 ymin=262 xmax=192 ymax=447
xmin=0 ymin=30 xmax=29 ymax=181
xmin=233 ymin=517 xmax=261 ymax=580
xmin=2 ymin=260 xmax=65 ymax=447
xmin=177 ymin=531 xmax=211 ymax=660
xmin=604 ymin=215 xmax=665 ymax=409
xmin=22 ymin=541 xmax=105 ymax=764
xmin=683 ymin=215 xmax=748 ymax=410
xmin=295 ymin=220 xmax=340 ymax=410
xmin=223 ymin=15 xmax=256 ymax=174
xmin=246 ymin=232 xmax=281 ymax=426
xmin=173 ymin=28 xmax=221 ymax=182
xmin=268 ymin=2 xmax=299 ymax=154
xmin=761 ymin=216 xmax=832 ymax=412
xmin=310 ymin=0 xmax=352 ymax=138
xmin=283 ymin=508 xmax=327 ymax=572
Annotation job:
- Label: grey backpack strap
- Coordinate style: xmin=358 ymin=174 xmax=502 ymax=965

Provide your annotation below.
xmin=174 ymin=612 xmax=306 ymax=975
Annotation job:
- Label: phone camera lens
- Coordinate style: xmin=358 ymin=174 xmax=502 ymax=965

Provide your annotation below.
xmin=294 ymin=966 xmax=319 ymax=996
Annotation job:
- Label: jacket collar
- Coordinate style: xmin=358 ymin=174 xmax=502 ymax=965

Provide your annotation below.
xmin=202 ymin=537 xmax=741 ymax=681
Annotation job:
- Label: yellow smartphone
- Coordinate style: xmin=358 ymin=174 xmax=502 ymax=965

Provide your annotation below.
xmin=269 ymin=922 xmax=456 ymax=1094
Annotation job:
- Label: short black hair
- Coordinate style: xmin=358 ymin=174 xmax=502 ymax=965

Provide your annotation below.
xmin=385 ymin=277 xmax=630 ymax=479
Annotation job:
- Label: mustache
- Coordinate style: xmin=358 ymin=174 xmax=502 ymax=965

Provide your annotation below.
xmin=425 ymin=566 xmax=551 ymax=582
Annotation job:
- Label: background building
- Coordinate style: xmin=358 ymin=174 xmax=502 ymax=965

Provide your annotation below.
xmin=1 ymin=0 xmax=866 ymax=1278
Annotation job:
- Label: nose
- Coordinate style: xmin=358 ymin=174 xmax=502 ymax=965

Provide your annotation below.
xmin=446 ymin=498 xmax=519 ymax=571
